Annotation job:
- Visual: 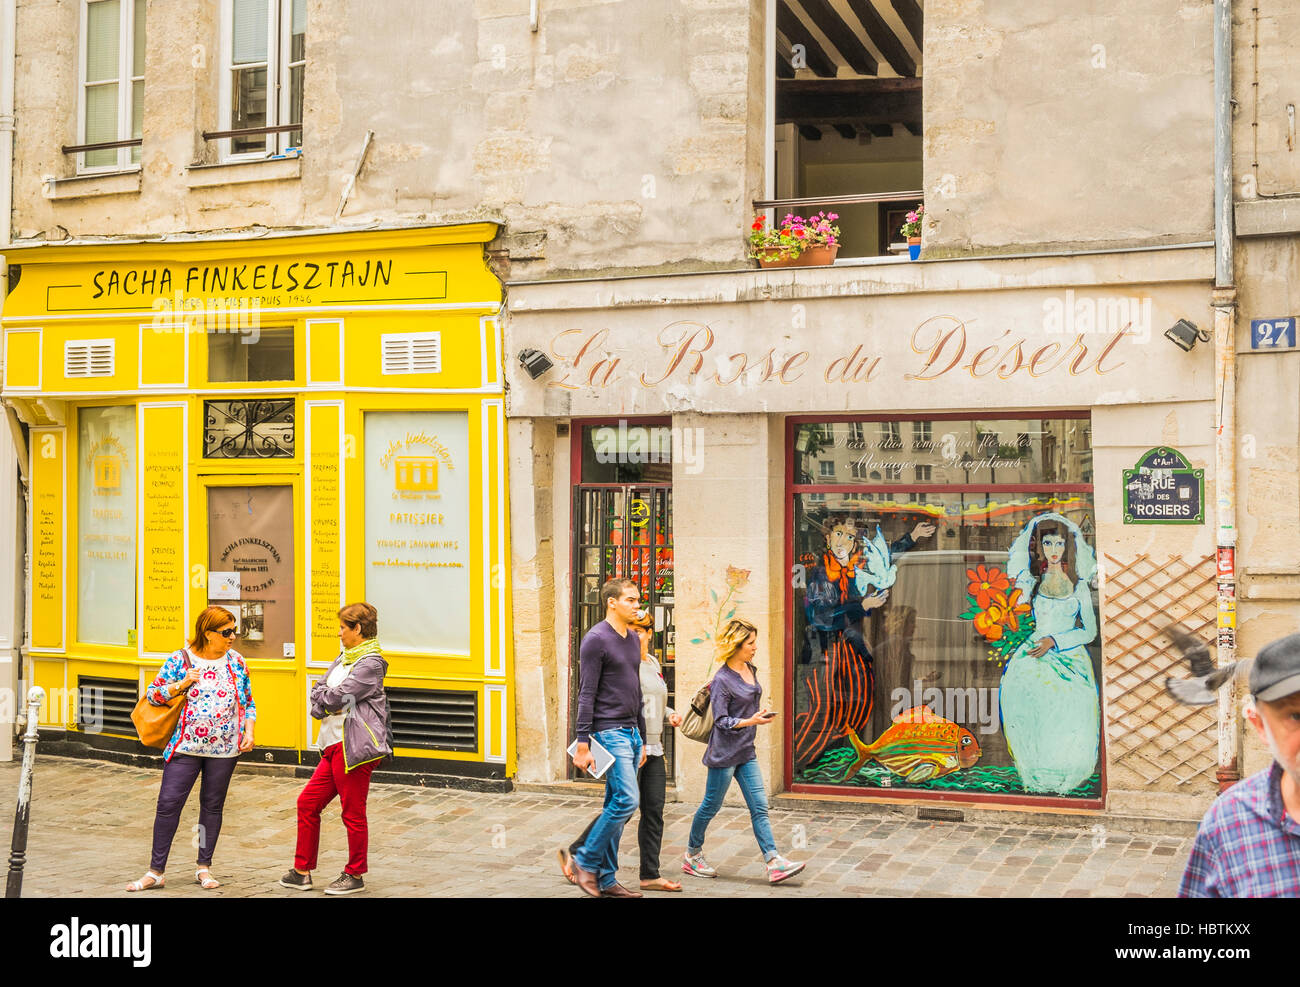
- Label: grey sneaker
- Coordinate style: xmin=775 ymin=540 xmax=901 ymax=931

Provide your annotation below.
xmin=766 ymin=854 xmax=806 ymax=884
xmin=682 ymin=852 xmax=717 ymax=878
xmin=278 ymin=869 xmax=312 ymax=891
xmin=324 ymin=872 xmax=366 ymax=895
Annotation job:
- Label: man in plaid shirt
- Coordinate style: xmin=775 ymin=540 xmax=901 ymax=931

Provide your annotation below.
xmin=1179 ymin=632 xmax=1300 ymax=897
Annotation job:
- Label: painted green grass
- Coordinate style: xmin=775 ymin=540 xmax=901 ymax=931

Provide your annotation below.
xmin=798 ymin=746 xmax=1102 ymax=799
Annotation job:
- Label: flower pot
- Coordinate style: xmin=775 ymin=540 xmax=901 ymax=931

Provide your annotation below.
xmin=907 ymin=236 xmax=921 ymax=261
xmin=796 ymin=243 xmax=840 ymax=267
xmin=755 ymin=250 xmax=802 ymax=269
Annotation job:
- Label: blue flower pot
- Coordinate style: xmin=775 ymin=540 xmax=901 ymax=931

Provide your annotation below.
xmin=908 ymin=243 xmax=921 ymax=261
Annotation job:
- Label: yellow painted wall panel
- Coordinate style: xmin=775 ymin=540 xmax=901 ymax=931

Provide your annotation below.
xmin=308 ymin=319 xmax=342 ymax=385
xmin=30 ymin=428 xmax=65 ymax=650
xmin=307 ymin=402 xmax=343 ymax=665
xmin=3 ymin=329 xmax=42 ymax=388
xmin=246 ymin=665 xmax=300 ymax=749
xmin=140 ymin=404 xmax=188 ymax=654
xmin=139 ymin=325 xmax=188 ymax=387
xmin=30 ymin=660 xmax=67 ymax=727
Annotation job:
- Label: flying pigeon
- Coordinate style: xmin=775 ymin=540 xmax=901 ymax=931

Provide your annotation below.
xmin=1163 ymin=621 xmax=1240 ymax=705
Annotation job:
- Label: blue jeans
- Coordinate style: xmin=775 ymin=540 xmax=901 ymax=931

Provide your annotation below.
xmin=573 ymin=727 xmax=643 ymax=891
xmin=688 ymin=757 xmax=778 ymax=861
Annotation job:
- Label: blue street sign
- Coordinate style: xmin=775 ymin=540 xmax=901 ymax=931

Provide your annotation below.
xmin=1250 ymin=317 xmax=1297 ymax=349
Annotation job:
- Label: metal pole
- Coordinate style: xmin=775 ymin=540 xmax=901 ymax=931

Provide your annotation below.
xmin=5 ymin=686 xmax=45 ymax=898
xmin=1212 ymin=0 xmax=1239 ymax=793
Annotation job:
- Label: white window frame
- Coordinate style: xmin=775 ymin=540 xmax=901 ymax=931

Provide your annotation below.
xmin=77 ymin=0 xmax=142 ymax=174
xmin=218 ymin=0 xmax=303 ymax=161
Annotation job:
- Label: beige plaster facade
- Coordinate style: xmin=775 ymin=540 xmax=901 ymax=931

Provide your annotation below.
xmin=1 ymin=0 xmax=1296 ymax=817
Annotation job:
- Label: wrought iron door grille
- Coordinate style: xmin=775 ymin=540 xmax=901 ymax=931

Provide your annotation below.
xmin=204 ymin=399 xmax=295 ymax=458
xmin=76 ymin=676 xmax=140 ymax=737
xmin=570 ymin=485 xmax=675 ymax=779
xmin=386 ymin=687 xmax=478 ymax=752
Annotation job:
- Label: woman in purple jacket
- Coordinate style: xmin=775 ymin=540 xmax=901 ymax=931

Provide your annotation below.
xmin=279 ymin=602 xmax=391 ymax=895
xmin=683 ymin=617 xmax=807 ymax=885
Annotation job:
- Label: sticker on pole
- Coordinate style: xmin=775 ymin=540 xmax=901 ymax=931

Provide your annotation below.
xmin=1123 ymin=447 xmax=1204 ymax=524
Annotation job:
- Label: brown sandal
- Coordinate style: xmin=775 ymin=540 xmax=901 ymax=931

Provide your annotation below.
xmin=640 ymin=876 xmax=683 ymax=892
xmin=556 ymin=848 xmax=576 ymax=885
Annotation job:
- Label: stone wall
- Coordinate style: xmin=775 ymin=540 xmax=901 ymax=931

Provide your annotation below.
xmin=923 ymin=0 xmax=1216 ymax=256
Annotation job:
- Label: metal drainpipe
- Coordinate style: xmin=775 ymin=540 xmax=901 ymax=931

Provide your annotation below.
xmin=0 ymin=0 xmax=17 ymax=764
xmin=1213 ymin=0 xmax=1240 ymax=793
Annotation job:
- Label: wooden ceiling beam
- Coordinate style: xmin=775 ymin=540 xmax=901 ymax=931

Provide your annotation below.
xmin=793 ymin=0 xmax=877 ymax=76
xmin=833 ymin=123 xmax=859 ymax=139
xmin=867 ymin=123 xmax=895 ymax=137
xmin=799 ymin=124 xmax=824 ymax=140
xmin=846 ymin=0 xmax=917 ymax=77
xmin=776 ymin=3 xmax=840 ymax=78
xmin=890 ymin=0 xmax=923 ymax=51
xmin=778 ymin=76 xmax=921 ymax=95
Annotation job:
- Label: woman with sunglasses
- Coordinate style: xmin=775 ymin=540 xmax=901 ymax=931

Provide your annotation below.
xmin=126 ymin=605 xmax=256 ymax=892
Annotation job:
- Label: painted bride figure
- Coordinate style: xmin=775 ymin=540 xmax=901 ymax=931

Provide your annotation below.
xmin=999 ymin=512 xmax=1100 ymax=795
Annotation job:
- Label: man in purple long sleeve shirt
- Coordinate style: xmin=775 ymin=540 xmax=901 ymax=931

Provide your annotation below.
xmin=570 ymin=577 xmax=647 ymax=898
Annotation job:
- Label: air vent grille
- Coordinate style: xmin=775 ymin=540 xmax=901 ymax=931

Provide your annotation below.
xmin=76 ymin=676 xmax=139 ymax=737
xmin=64 ymin=339 xmax=115 ymax=378
xmin=381 ymin=332 xmax=442 ymax=375
xmin=386 ymin=687 xmax=477 ymax=752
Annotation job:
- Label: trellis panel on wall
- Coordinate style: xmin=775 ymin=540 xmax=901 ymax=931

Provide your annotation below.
xmin=1101 ymin=553 xmax=1218 ymax=795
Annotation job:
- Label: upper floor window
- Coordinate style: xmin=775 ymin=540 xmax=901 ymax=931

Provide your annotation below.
xmin=767 ymin=0 xmax=923 ymax=259
xmin=221 ymin=0 xmax=305 ymax=158
xmin=79 ymin=0 xmax=144 ymax=171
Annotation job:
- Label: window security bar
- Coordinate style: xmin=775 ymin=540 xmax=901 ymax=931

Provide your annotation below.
xmin=202 ymin=123 xmax=301 ymax=141
xmin=62 ymin=138 xmax=143 ymax=155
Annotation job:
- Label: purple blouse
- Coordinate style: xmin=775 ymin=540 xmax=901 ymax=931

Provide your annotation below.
xmin=704 ymin=663 xmax=762 ymax=769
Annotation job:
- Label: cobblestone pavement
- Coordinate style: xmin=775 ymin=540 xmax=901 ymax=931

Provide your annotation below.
xmin=2 ymin=757 xmax=1194 ymax=898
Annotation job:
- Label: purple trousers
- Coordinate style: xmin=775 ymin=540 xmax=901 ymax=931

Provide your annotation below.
xmin=150 ymin=753 xmax=239 ymax=872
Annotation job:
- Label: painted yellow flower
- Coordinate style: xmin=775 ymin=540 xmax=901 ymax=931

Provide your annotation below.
xmin=725 ymin=565 xmax=751 ymax=590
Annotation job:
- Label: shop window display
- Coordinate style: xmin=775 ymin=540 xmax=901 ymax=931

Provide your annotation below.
xmin=790 ymin=418 xmax=1101 ymax=801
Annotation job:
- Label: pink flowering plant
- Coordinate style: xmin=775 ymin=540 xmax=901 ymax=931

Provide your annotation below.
xmin=899 ymin=203 xmax=924 ymax=239
xmin=748 ymin=211 xmax=841 ymax=260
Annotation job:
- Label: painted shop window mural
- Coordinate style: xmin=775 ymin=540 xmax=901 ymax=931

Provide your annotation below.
xmin=790 ymin=417 xmax=1101 ymax=801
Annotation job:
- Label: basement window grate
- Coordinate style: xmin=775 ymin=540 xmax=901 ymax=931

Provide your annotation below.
xmin=381 ymin=331 xmax=442 ymax=375
xmin=76 ymin=676 xmax=140 ymax=737
xmin=385 ymin=687 xmax=477 ymax=752
xmin=64 ymin=339 xmax=115 ymax=378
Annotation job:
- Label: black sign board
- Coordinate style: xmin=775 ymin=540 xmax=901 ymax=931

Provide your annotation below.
xmin=1123 ymin=447 xmax=1204 ymax=524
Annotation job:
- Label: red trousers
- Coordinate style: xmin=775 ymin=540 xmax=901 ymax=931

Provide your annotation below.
xmin=294 ymin=743 xmax=376 ymax=876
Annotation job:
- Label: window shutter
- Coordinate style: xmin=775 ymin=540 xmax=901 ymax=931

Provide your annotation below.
xmin=381 ymin=332 xmax=442 ymax=375
xmin=65 ymin=340 xmax=116 ymax=378
xmin=232 ymin=0 xmax=270 ymax=63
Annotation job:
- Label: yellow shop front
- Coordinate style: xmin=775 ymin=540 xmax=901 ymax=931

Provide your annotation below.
xmin=1 ymin=224 xmax=516 ymax=786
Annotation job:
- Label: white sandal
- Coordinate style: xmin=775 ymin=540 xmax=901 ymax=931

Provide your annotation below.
xmin=195 ymin=868 xmax=220 ymax=889
xmin=126 ymin=871 xmax=165 ymax=892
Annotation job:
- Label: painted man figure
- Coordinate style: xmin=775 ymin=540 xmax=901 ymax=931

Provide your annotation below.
xmin=793 ymin=515 xmax=936 ymax=780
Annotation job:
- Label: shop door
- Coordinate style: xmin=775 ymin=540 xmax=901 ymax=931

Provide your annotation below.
xmin=569 ymin=485 xmax=675 ymax=780
xmin=205 ymin=484 xmax=296 ymax=661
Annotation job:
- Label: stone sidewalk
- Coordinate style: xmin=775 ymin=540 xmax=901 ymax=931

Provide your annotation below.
xmin=2 ymin=756 xmax=1194 ymax=898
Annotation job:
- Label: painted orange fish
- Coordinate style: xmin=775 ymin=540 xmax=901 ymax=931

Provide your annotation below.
xmin=840 ymin=706 xmax=982 ymax=783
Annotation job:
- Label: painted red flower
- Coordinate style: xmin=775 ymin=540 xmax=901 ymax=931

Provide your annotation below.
xmin=966 ymin=564 xmax=1011 ymax=609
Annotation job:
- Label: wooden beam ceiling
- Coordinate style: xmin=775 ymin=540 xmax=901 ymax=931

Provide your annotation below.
xmin=890 ymin=0 xmax=923 ymax=50
xmin=776 ymin=3 xmax=839 ymax=78
xmin=845 ymin=0 xmax=917 ymax=77
xmin=795 ymin=0 xmax=878 ymax=76
xmin=776 ymin=79 xmax=921 ymax=127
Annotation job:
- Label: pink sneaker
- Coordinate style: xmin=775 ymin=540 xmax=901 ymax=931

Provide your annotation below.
xmin=766 ymin=855 xmax=806 ymax=884
xmin=682 ymin=852 xmax=717 ymax=878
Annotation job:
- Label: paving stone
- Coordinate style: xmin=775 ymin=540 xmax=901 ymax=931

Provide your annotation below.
xmin=1 ymin=756 xmax=1195 ymax=899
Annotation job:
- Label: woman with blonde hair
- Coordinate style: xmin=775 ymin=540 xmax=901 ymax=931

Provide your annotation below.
xmin=558 ymin=608 xmax=684 ymax=892
xmin=126 ymin=605 xmax=256 ymax=892
xmin=280 ymin=602 xmax=391 ymax=895
xmin=682 ymin=617 xmax=806 ymax=885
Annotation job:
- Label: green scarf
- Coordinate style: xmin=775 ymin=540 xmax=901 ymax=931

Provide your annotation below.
xmin=341 ymin=638 xmax=382 ymax=666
